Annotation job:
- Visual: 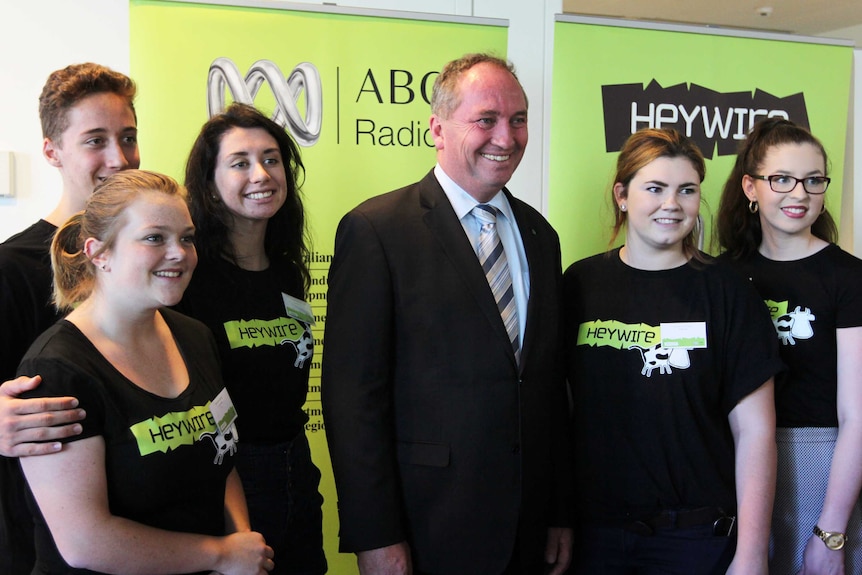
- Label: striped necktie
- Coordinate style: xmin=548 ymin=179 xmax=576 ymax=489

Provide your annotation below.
xmin=473 ymin=204 xmax=520 ymax=362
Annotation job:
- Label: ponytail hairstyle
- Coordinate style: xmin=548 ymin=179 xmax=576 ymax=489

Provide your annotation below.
xmin=716 ymin=117 xmax=837 ymax=259
xmin=51 ymin=170 xmax=185 ymax=310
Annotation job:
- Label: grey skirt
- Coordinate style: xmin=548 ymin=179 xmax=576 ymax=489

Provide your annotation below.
xmin=770 ymin=427 xmax=862 ymax=574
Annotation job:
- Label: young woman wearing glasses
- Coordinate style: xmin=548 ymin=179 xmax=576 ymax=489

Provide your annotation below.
xmin=717 ymin=118 xmax=862 ymax=574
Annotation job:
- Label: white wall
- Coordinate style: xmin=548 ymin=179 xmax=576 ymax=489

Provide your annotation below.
xmin=0 ymin=0 xmax=130 ymax=239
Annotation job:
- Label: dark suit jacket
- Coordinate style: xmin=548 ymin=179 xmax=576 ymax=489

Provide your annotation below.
xmin=321 ymin=170 xmax=570 ymax=574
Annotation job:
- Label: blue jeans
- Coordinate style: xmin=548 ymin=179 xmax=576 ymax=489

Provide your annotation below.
xmin=570 ymin=524 xmax=735 ymax=575
xmin=234 ymin=433 xmax=327 ymax=575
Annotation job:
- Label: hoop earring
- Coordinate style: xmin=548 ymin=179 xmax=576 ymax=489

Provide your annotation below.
xmin=748 ymin=200 xmax=759 ymax=214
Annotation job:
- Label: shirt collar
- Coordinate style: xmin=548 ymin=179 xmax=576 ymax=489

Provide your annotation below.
xmin=434 ymin=164 xmax=514 ymax=222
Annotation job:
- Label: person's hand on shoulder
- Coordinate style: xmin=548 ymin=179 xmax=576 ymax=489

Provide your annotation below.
xmin=0 ymin=375 xmax=85 ymax=457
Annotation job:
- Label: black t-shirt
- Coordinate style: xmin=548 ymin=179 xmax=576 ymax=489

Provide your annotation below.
xmin=17 ymin=309 xmax=235 ymax=575
xmin=563 ymin=249 xmax=782 ymax=521
xmin=0 ymin=220 xmax=59 ymax=380
xmin=175 ymin=255 xmax=311 ymax=443
xmin=0 ymin=219 xmax=59 ymax=574
xmin=721 ymin=244 xmax=862 ymax=427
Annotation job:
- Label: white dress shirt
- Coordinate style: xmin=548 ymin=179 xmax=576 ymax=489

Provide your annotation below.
xmin=434 ymin=164 xmax=530 ymax=345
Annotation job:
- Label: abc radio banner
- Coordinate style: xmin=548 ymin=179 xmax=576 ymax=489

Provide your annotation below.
xmin=549 ymin=16 xmax=853 ymax=266
xmin=130 ymin=1 xmax=506 ymax=571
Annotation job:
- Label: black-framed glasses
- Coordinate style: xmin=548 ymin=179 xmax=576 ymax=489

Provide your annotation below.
xmin=748 ymin=174 xmax=830 ymax=195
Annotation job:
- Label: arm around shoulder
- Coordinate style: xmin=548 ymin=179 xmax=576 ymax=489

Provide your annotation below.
xmin=0 ymin=375 xmax=84 ymax=457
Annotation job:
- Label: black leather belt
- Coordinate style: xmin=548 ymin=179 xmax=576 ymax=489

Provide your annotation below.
xmin=624 ymin=507 xmax=730 ymax=536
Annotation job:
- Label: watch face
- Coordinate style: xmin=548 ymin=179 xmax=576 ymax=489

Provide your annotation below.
xmin=826 ymin=533 xmax=846 ymax=550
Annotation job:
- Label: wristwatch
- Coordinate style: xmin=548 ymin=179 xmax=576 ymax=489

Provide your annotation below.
xmin=813 ymin=525 xmax=847 ymax=550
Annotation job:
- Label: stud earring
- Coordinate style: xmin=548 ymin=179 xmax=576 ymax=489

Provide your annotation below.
xmin=620 ymin=203 xmax=627 ymax=212
xmin=748 ymin=200 xmax=759 ymax=214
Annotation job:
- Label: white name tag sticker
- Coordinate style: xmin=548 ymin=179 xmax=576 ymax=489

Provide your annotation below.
xmin=282 ymin=293 xmax=315 ymax=325
xmin=660 ymin=322 xmax=707 ymax=349
xmin=210 ymin=387 xmax=238 ymax=435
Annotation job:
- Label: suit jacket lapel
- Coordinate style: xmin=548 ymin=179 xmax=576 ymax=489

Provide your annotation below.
xmin=505 ymin=189 xmax=540 ymax=370
xmin=418 ymin=171 xmax=518 ymax=367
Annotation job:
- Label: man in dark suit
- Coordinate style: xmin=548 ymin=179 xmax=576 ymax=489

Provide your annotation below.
xmin=321 ymin=53 xmax=572 ymax=575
